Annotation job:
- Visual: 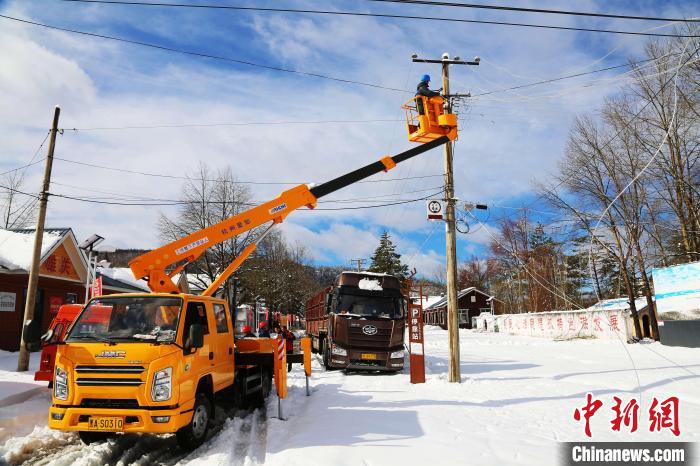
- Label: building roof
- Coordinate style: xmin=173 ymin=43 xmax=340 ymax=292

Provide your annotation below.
xmin=0 ymin=228 xmax=87 ymax=277
xmin=97 ymin=267 xmax=149 ymax=292
xmin=584 ymin=297 xmax=650 ymax=313
xmin=425 ymin=287 xmax=494 ymax=311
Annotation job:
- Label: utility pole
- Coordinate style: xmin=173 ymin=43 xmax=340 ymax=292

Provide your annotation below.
xmin=413 ymin=53 xmax=479 ymax=383
xmin=349 ymin=258 xmax=366 ymax=272
xmin=18 ymin=106 xmax=61 ymax=372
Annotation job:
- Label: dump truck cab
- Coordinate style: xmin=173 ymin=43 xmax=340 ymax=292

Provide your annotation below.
xmin=307 ymin=272 xmax=406 ymax=372
xmin=48 ymin=292 xmax=237 ymax=448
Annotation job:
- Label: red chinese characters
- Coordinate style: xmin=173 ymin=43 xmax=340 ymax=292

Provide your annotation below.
xmin=574 ymin=395 xmax=681 ymax=438
xmin=649 ymin=396 xmax=680 ymax=436
xmin=611 ymin=397 xmax=639 ymax=433
xmin=574 ymin=393 xmax=603 ymax=438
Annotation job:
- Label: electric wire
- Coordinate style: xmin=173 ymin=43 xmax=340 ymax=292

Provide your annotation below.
xmin=62 ymin=119 xmax=402 ymax=131
xmin=366 ymin=0 xmax=700 ymax=23
xmin=53 ymin=1 xmax=700 ymax=38
xmin=52 ymin=156 xmax=444 ymax=185
xmin=0 ymin=14 xmax=408 ymax=93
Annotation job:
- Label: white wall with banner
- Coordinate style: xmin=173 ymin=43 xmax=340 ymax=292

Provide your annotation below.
xmin=488 ymin=309 xmax=632 ymax=340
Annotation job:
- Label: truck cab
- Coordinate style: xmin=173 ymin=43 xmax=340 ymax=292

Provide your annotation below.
xmin=48 ymin=292 xmax=237 ymax=449
xmin=307 ymin=272 xmax=406 ymax=372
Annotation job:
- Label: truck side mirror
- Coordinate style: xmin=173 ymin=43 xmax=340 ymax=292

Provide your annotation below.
xmin=186 ymin=324 xmax=205 ymax=351
xmin=23 ymin=320 xmax=42 ymax=351
xmin=40 ymin=328 xmax=55 ymax=343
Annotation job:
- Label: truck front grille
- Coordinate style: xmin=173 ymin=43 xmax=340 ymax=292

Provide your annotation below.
xmin=76 ymin=378 xmax=144 ymax=386
xmin=347 ymin=327 xmax=392 ymax=348
xmin=75 ymin=365 xmax=145 ymax=374
xmin=80 ymin=398 xmax=139 ymax=409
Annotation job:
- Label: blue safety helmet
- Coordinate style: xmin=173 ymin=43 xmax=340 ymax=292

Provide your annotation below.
xmin=421 ymin=74 xmax=430 ymax=82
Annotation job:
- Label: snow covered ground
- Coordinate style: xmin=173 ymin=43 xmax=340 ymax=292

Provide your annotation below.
xmin=1 ymin=329 xmax=698 ymax=465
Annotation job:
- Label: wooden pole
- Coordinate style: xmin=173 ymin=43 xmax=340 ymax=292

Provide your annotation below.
xmin=441 ymin=62 xmax=461 ymax=383
xmin=17 ymin=106 xmax=60 ymax=371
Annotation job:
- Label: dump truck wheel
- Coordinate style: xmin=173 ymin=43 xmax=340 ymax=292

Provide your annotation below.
xmin=78 ymin=431 xmax=110 ymax=445
xmin=322 ymin=340 xmax=332 ymax=370
xmin=176 ymin=394 xmax=211 ymax=450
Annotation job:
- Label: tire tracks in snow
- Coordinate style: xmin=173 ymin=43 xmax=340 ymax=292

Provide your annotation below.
xmin=7 ymin=403 xmax=268 ymax=466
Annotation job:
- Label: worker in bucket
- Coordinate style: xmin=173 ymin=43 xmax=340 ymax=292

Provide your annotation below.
xmin=242 ymin=325 xmax=255 ymax=338
xmin=415 ymin=74 xmax=442 ymax=115
xmin=258 ymin=321 xmax=270 ymax=338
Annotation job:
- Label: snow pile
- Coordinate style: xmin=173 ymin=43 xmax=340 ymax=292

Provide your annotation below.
xmin=0 ymin=229 xmax=63 ymax=270
xmin=358 ymin=278 xmax=382 ymax=291
xmin=98 ymin=266 xmax=149 ymax=291
xmin=2 ymin=331 xmax=699 ymax=465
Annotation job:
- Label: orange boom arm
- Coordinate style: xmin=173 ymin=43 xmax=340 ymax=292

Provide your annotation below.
xmin=129 ymin=136 xmax=451 ymax=294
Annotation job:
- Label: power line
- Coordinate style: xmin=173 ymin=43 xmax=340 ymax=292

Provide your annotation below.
xmin=49 ymin=189 xmax=445 ymax=210
xmin=62 ymin=118 xmax=402 ymax=131
xmin=0 ymin=157 xmax=47 ymax=177
xmin=471 ymin=52 xmax=686 ymax=97
xmin=367 ymin=0 xmax=700 ymax=23
xmin=0 ymin=14 xmax=407 ymax=93
xmin=53 ymin=2 xmax=700 ymax=37
xmin=53 ymin=156 xmax=443 ymax=185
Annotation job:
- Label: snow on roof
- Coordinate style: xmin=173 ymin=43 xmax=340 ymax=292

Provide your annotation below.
xmin=98 ymin=267 xmax=149 ymax=291
xmin=342 ymin=270 xmax=395 ymax=277
xmin=425 ymin=287 xmax=493 ymax=310
xmin=358 ymin=278 xmax=383 ymax=291
xmin=585 ymin=297 xmax=649 ymax=313
xmin=0 ymin=229 xmax=65 ymax=271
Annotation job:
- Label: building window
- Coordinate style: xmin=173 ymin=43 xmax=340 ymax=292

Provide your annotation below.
xmin=66 ymin=293 xmax=78 ymax=304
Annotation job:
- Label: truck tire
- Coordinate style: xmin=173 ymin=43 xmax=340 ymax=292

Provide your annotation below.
xmin=250 ymin=368 xmax=271 ymax=408
xmin=322 ymin=339 xmax=331 ymax=370
xmin=176 ymin=393 xmax=211 ymax=450
xmin=78 ymin=431 xmax=110 ymax=445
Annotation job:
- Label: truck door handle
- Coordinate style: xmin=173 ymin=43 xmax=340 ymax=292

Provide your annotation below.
xmin=229 ymin=347 xmax=233 ymax=355
xmin=209 ymin=352 xmax=214 ymax=360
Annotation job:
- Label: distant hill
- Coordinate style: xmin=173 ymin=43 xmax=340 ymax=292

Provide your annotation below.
xmin=97 ymin=249 xmax=151 ymax=268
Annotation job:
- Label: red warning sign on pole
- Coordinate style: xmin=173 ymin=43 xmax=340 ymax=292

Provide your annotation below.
xmin=407 ymin=283 xmax=426 ymax=384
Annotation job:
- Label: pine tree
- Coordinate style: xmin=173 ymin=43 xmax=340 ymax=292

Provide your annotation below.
xmin=368 ymin=231 xmax=409 ymax=279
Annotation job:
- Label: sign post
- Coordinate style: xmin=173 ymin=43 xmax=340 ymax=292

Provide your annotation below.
xmin=426 ymin=199 xmax=444 ymax=221
xmin=407 ymin=282 xmax=426 ymax=384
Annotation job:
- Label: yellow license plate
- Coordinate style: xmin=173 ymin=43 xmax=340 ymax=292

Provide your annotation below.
xmin=88 ymin=416 xmax=124 ymax=431
xmin=361 ymin=353 xmax=377 ymax=360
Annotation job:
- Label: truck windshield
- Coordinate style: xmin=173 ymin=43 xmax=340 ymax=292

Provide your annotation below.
xmin=66 ymin=296 xmax=183 ymax=344
xmin=336 ymin=295 xmax=402 ymax=319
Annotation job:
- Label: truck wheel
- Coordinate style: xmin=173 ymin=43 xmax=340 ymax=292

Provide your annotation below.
xmin=176 ymin=394 xmax=211 ymax=450
xmin=251 ymin=368 xmax=271 ymax=408
xmin=78 ymin=431 xmax=110 ymax=445
xmin=322 ymin=340 xmax=331 ymax=370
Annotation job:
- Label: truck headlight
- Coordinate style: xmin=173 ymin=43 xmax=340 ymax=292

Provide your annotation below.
xmin=390 ymin=350 xmax=404 ymax=359
xmin=151 ymin=367 xmax=172 ymax=402
xmin=331 ymin=345 xmax=347 ymax=356
xmin=54 ymin=366 xmax=68 ymax=401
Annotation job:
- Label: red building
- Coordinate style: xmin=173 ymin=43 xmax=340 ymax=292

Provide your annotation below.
xmin=0 ymin=228 xmax=148 ymax=351
xmin=423 ymin=287 xmax=497 ymax=329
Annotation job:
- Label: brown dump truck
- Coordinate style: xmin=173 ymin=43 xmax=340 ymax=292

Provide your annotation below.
xmin=305 ymin=272 xmax=406 ymax=371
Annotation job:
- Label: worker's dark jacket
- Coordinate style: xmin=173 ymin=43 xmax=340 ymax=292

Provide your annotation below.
xmin=416 ymin=81 xmax=441 ymax=97
xmin=258 ymin=328 xmax=270 ymax=338
xmin=416 ymin=81 xmax=440 ymax=115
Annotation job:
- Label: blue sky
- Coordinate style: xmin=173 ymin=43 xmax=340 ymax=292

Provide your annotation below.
xmin=1 ymin=0 xmax=697 ymax=278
